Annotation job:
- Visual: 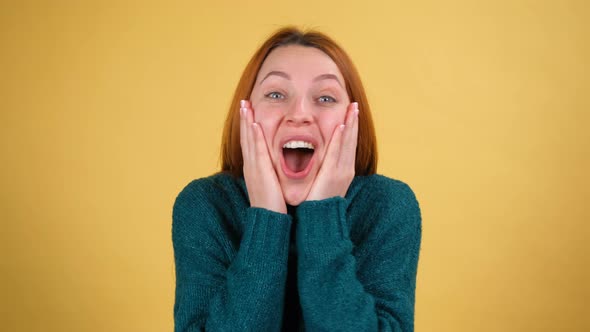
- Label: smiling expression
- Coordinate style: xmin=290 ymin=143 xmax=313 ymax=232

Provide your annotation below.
xmin=250 ymin=45 xmax=350 ymax=206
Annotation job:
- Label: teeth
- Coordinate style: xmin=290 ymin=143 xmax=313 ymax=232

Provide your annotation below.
xmin=283 ymin=140 xmax=315 ymax=150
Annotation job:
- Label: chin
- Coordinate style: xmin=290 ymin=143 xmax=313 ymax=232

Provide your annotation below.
xmin=281 ymin=181 xmax=313 ymax=206
xmin=285 ymin=196 xmax=305 ymax=206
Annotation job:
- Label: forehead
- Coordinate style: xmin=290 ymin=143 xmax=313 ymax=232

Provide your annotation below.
xmin=256 ymin=45 xmax=344 ymax=83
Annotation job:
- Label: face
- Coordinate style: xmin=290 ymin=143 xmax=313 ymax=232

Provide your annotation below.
xmin=250 ymin=45 xmax=350 ymax=206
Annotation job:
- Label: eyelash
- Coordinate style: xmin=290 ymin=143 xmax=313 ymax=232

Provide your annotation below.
xmin=265 ymin=91 xmax=285 ymax=100
xmin=264 ymin=92 xmax=337 ymax=104
xmin=318 ymin=95 xmax=337 ymax=103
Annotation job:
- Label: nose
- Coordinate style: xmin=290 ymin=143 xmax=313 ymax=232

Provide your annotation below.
xmin=285 ymin=98 xmax=312 ymax=126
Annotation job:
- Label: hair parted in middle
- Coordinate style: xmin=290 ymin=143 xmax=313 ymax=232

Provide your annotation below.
xmin=220 ymin=26 xmax=378 ymax=177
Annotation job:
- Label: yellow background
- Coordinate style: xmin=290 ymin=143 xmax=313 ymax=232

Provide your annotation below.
xmin=1 ymin=1 xmax=588 ymax=331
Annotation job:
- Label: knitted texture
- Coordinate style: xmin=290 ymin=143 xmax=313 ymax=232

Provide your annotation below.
xmin=172 ymin=173 xmax=422 ymax=331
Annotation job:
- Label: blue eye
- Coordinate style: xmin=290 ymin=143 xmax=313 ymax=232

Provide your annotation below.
xmin=318 ymin=96 xmax=336 ymax=103
xmin=265 ymin=92 xmax=285 ymax=99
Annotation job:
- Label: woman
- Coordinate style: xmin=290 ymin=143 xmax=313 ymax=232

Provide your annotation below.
xmin=172 ymin=27 xmax=422 ymax=331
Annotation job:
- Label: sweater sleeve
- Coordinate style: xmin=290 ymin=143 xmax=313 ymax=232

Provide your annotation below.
xmin=295 ymin=181 xmax=421 ymax=332
xmin=172 ymin=180 xmax=292 ymax=332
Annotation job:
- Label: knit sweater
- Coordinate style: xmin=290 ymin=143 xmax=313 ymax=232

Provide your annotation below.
xmin=172 ymin=172 xmax=422 ymax=331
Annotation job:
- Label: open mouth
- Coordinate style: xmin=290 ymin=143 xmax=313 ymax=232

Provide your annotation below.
xmin=281 ymin=140 xmax=315 ymax=179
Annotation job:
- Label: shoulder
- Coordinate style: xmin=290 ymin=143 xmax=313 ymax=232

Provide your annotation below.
xmin=175 ymin=172 xmax=244 ymax=203
xmin=349 ymin=174 xmax=419 ymax=205
xmin=348 ymin=174 xmax=421 ymax=236
xmin=172 ymin=172 xmax=248 ymax=228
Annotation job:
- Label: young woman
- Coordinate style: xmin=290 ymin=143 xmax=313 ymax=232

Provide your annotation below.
xmin=172 ymin=27 xmax=422 ymax=331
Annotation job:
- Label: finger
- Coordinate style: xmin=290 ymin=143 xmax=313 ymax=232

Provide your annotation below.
xmin=244 ymin=103 xmax=256 ymax=158
xmin=323 ymin=123 xmax=345 ymax=168
xmin=340 ymin=102 xmax=359 ymax=166
xmin=252 ymin=122 xmax=263 ymax=155
xmin=339 ymin=103 xmax=356 ymax=151
xmin=239 ymin=100 xmax=249 ymax=157
xmin=252 ymin=122 xmax=273 ymax=168
xmin=252 ymin=122 xmax=268 ymax=160
xmin=343 ymin=102 xmax=357 ymax=126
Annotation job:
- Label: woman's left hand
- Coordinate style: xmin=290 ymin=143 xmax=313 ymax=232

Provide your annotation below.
xmin=306 ymin=102 xmax=359 ymax=201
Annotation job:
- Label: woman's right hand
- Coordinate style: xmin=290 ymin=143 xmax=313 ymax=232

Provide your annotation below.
xmin=240 ymin=100 xmax=287 ymax=214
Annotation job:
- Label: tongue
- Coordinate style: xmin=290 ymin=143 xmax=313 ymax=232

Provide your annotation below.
xmin=284 ymin=148 xmax=313 ymax=173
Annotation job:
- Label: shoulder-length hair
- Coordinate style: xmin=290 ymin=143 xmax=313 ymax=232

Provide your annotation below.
xmin=220 ymin=26 xmax=377 ymax=176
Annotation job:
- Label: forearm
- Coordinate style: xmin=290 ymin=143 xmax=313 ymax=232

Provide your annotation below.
xmin=174 ymin=207 xmax=292 ymax=332
xmin=295 ymin=197 xmax=418 ymax=332
xmin=295 ymin=198 xmax=377 ymax=331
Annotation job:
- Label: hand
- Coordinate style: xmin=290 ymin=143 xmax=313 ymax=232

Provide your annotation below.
xmin=306 ymin=102 xmax=359 ymax=201
xmin=240 ymin=100 xmax=287 ymax=214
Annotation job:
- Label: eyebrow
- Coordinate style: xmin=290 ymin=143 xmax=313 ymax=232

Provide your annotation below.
xmin=259 ymin=71 xmax=290 ymax=84
xmin=313 ymin=73 xmax=344 ymax=87
xmin=259 ymin=71 xmax=343 ymax=87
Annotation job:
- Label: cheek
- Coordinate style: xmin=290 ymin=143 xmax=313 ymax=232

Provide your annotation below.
xmin=317 ymin=109 xmax=347 ymax=140
xmin=252 ymin=107 xmax=282 ymax=142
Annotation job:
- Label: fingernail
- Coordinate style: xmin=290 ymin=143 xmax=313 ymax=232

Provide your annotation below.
xmin=352 ymin=102 xmax=358 ymax=110
xmin=240 ymin=100 xmax=246 ymax=108
xmin=240 ymin=107 xmax=247 ymax=115
xmin=340 ymin=124 xmax=345 ymax=131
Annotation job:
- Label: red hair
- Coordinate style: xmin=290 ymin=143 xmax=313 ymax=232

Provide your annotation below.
xmin=220 ymin=27 xmax=377 ymax=176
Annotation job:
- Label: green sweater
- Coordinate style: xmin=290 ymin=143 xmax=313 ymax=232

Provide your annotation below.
xmin=172 ymin=172 xmax=421 ymax=331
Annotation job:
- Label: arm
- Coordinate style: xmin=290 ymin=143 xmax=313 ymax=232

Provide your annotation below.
xmin=172 ymin=181 xmax=291 ymax=331
xmin=296 ymin=182 xmax=422 ymax=331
